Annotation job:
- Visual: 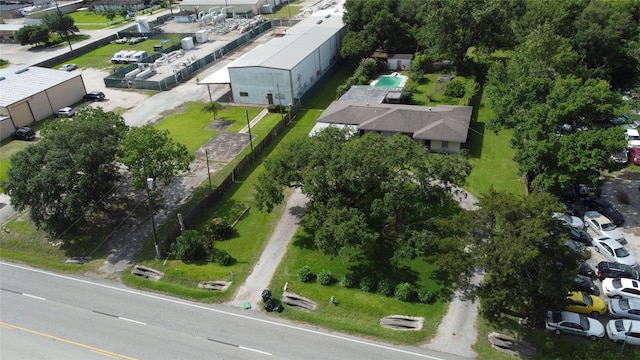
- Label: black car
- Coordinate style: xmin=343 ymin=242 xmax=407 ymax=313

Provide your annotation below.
xmin=83 ymin=91 xmax=105 ymax=101
xmin=569 ymin=227 xmax=592 ymax=244
xmin=10 ymin=127 xmax=35 ymax=141
xmin=579 ymin=262 xmax=596 ymax=279
xmin=596 ymin=261 xmax=640 ymax=281
xmin=574 ymin=274 xmax=597 ymax=295
xmin=583 ymin=196 xmax=624 ymax=226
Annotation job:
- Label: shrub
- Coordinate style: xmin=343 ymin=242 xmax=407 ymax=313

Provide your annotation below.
xmin=204 ymin=217 xmax=232 ymax=242
xmin=318 ymin=270 xmax=333 ymax=285
xmin=340 ymin=273 xmax=357 ymax=288
xmin=444 ymin=79 xmax=466 ymax=98
xmin=297 ymin=266 xmax=315 ymax=283
xmin=213 ymin=249 xmax=232 ymax=266
xmin=359 ymin=276 xmax=376 ymax=293
xmin=377 ymin=279 xmax=394 ymax=296
xmin=170 ymin=230 xmax=209 ymax=262
xmin=395 ymin=282 xmax=415 ymax=302
xmin=417 ymin=289 xmax=434 ymax=304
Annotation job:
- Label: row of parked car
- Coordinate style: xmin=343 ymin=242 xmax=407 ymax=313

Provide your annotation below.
xmin=547 ymin=194 xmax=640 ymax=344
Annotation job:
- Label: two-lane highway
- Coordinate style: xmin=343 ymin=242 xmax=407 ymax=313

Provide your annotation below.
xmin=0 ymin=262 xmax=466 ymax=360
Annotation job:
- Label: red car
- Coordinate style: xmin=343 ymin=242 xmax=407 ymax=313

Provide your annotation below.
xmin=630 ymin=147 xmax=640 ymax=165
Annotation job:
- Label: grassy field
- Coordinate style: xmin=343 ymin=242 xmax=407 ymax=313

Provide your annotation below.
xmin=69 ymin=11 xmax=130 ymax=29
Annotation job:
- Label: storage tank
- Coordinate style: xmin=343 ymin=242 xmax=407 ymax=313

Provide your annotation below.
xmin=195 ymin=30 xmax=208 ymax=43
xmin=181 ymin=37 xmax=195 ymax=50
xmin=136 ymin=17 xmax=150 ymax=33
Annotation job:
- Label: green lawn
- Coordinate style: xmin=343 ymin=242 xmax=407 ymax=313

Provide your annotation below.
xmin=69 ymin=11 xmax=130 ymax=29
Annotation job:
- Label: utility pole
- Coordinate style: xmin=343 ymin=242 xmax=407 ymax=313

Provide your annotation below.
xmin=245 ymin=110 xmax=253 ymax=154
xmin=54 ymin=0 xmax=72 ymax=51
xmin=142 ymin=158 xmax=162 ymax=259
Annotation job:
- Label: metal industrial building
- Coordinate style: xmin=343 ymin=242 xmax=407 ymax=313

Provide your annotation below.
xmin=200 ymin=2 xmax=346 ymax=106
xmin=178 ymin=0 xmax=284 ymax=16
xmin=0 ymin=66 xmax=87 ymax=140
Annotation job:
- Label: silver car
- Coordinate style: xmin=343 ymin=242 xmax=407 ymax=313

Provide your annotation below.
xmin=591 ymin=236 xmax=637 ymax=268
xmin=609 ymin=298 xmax=640 ymax=320
xmin=606 ymin=319 xmax=640 ymax=345
xmin=545 ymin=311 xmax=605 ymax=340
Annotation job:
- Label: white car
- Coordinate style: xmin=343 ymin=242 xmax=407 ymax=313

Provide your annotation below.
xmin=583 ymin=211 xmax=625 ymax=243
xmin=591 ymin=236 xmax=637 ymax=268
xmin=606 ymin=319 xmax=640 ymax=345
xmin=603 ymin=278 xmax=640 ymax=300
xmin=609 ymin=298 xmax=640 ymax=320
xmin=545 ymin=311 xmax=605 ymax=340
xmin=59 ymin=63 xmax=77 ymax=71
xmin=553 ymin=212 xmax=584 ymax=230
xmin=56 ymin=107 xmax=76 ymax=118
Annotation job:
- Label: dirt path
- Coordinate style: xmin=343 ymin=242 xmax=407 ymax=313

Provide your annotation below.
xmin=226 ymin=188 xmax=308 ymax=309
xmin=423 ymin=189 xmax=481 ymax=359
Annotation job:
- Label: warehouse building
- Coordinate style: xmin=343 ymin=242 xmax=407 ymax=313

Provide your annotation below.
xmin=0 ymin=66 xmax=87 ymax=140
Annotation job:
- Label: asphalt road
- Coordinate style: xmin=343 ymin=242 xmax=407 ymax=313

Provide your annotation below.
xmin=0 ymin=262 xmax=464 ymax=360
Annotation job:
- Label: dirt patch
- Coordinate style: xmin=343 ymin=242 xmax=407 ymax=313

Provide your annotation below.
xmin=281 ymin=291 xmax=317 ymax=311
xmin=197 ymin=280 xmax=231 ymax=291
xmin=487 ymin=332 xmax=535 ymax=358
xmin=130 ymin=264 xmax=164 ymax=281
xmin=380 ymin=315 xmax=424 ymax=331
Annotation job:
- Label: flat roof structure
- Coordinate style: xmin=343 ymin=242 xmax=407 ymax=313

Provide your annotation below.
xmin=0 ymin=66 xmax=82 ymax=107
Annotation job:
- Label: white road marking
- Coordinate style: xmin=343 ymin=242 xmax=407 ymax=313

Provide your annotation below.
xmin=239 ymin=346 xmax=272 ymax=356
xmin=118 ymin=317 xmax=147 ymax=325
xmin=23 ymin=293 xmax=46 ymax=301
xmin=1 ymin=262 xmax=451 ymax=360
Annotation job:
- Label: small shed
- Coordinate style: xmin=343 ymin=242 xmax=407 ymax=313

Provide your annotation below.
xmin=387 ymin=54 xmax=413 ymax=71
xmin=173 ymin=10 xmax=197 ymax=23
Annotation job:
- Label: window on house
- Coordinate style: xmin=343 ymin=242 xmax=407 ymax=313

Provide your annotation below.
xmin=239 ymin=91 xmax=248 ymax=97
xmin=441 ymin=141 xmax=449 ymax=149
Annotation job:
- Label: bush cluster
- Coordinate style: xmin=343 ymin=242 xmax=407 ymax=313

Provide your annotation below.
xmin=297 ymin=266 xmax=315 ymax=283
xmin=444 ymin=79 xmax=466 ymax=98
xmin=394 ymin=282 xmax=415 ymax=302
xmin=359 ymin=276 xmax=376 ymax=293
xmin=340 ymin=273 xmax=357 ymax=288
xmin=318 ymin=270 xmax=333 ymax=285
xmin=213 ymin=249 xmax=232 ymax=266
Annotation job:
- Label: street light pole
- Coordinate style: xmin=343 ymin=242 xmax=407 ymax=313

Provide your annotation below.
xmin=54 ymin=0 xmax=72 ymax=51
xmin=142 ymin=159 xmax=162 ymax=259
xmin=245 ymin=110 xmax=253 ymax=154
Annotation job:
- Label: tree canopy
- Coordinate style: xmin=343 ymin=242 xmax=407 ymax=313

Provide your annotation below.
xmin=466 ymin=190 xmax=584 ymax=325
xmin=15 ymin=24 xmax=50 ymax=46
xmin=4 ymin=108 xmax=127 ymax=237
xmin=254 ymin=127 xmax=472 ymax=262
xmin=117 ymin=125 xmax=192 ymax=189
xmin=41 ymin=12 xmax=78 ymax=39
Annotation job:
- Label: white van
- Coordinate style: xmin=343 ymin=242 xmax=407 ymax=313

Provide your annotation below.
xmin=128 ymin=50 xmax=149 ymax=63
xmin=119 ymin=50 xmax=138 ymax=64
xmin=110 ymin=50 xmax=128 ymax=64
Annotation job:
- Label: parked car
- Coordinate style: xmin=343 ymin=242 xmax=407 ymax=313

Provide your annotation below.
xmin=565 ymin=240 xmax=590 ymax=258
xmin=629 ymin=147 xmax=640 ymax=165
xmin=583 ymin=211 xmax=625 ymax=243
xmin=566 ymin=291 xmax=607 ymax=316
xmin=545 ymin=311 xmax=605 ymax=340
xmin=610 ymin=149 xmax=629 ymax=164
xmin=583 ymin=197 xmax=624 ymax=226
xmin=553 ymin=212 xmax=584 ymax=230
xmin=591 ymin=236 xmax=637 ymax=267
xmin=56 ymin=107 xmax=75 ymax=118
xmin=597 ymin=261 xmax=640 ymax=281
xmin=574 ymin=274 xmax=597 ymax=295
xmin=606 ymin=319 xmax=640 ymax=345
xmin=83 ymin=91 xmax=105 ymax=101
xmin=580 ymin=262 xmax=596 ymax=278
xmin=10 ymin=127 xmax=35 ymax=141
xmin=59 ymin=63 xmax=77 ymax=71
xmin=603 ymin=278 xmax=640 ymax=300
xmin=609 ymin=298 xmax=640 ymax=320
xmin=569 ymin=227 xmax=592 ymax=244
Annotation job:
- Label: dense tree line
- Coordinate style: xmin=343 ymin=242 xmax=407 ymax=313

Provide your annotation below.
xmin=15 ymin=12 xmax=78 ymax=46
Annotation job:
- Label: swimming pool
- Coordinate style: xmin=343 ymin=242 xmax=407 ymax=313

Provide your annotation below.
xmin=372 ymin=74 xmax=407 ymax=88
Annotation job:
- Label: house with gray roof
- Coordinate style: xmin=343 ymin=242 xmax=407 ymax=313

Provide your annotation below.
xmin=315 ymin=101 xmax=473 ymax=153
xmin=0 ymin=66 xmax=86 ymax=140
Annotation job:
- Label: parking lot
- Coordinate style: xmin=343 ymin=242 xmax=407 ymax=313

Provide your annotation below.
xmin=576 ymin=174 xmax=640 ymax=321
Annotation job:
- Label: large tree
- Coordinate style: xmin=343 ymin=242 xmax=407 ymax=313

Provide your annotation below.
xmin=254 ymin=127 xmax=472 ymax=262
xmin=41 ymin=12 xmax=78 ymax=40
xmin=466 ymin=190 xmax=584 ymax=326
xmin=14 ymin=24 xmax=50 ymax=46
xmin=4 ymin=108 xmax=127 ymax=237
xmin=117 ymin=125 xmax=192 ymax=189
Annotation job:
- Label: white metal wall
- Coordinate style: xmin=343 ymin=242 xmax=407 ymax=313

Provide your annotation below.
xmin=229 ymin=67 xmax=290 ymax=105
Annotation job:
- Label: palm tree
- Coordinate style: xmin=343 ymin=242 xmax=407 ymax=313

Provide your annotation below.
xmin=201 ymin=101 xmax=225 ymax=120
